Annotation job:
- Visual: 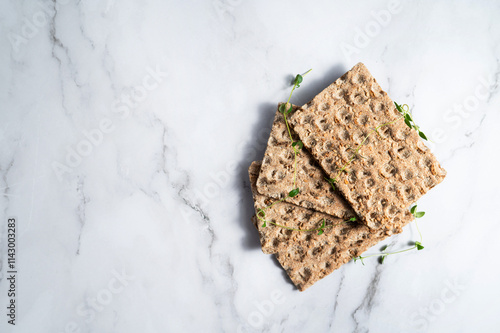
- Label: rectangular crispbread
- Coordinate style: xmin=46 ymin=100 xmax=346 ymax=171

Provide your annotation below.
xmin=249 ymin=161 xmax=412 ymax=291
xmin=250 ymin=161 xmax=368 ymax=255
xmin=290 ymin=63 xmax=446 ymax=230
xmin=256 ymin=104 xmax=356 ymax=219
xmin=250 ymin=215 xmax=389 ymax=291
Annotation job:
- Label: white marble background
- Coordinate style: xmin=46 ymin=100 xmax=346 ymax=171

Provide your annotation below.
xmin=0 ymin=0 xmax=499 ymax=332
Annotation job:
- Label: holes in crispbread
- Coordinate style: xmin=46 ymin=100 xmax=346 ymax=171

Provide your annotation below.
xmin=378 ymin=126 xmax=392 ymax=139
xmin=365 ymin=156 xmax=375 ymax=166
xmin=403 ymin=185 xmax=415 ymax=201
xmin=320 ymin=102 xmax=330 ymax=111
xmin=402 ymin=170 xmax=414 ymax=181
xmin=373 ymin=102 xmax=386 ymax=113
xmin=396 ymin=146 xmax=411 ymax=159
xmin=303 ymin=115 xmax=314 ymax=125
xmin=358 ymin=114 xmax=369 ymax=126
xmin=273 ymin=238 xmax=280 ymax=248
xmin=331 ymin=88 xmax=344 ymax=100
xmin=352 ymin=73 xmax=366 ymax=84
xmin=393 ymin=128 xmax=409 ymax=141
xmin=360 ymin=170 xmax=372 ymax=178
xmin=387 ymin=205 xmax=398 ymax=217
xmin=352 ymin=91 xmax=368 ymax=105
xmin=380 ymin=163 xmax=398 ymax=178
xmin=258 ymin=177 xmax=268 ymax=187
xmin=348 ymin=171 xmax=357 ymax=183
xmin=339 ymin=129 xmax=350 ymax=141
xmin=352 ymin=130 xmax=366 ymax=145
xmin=321 ymin=123 xmax=331 ymax=131
xmin=325 ymin=141 xmax=334 ymax=150
xmin=307 ymin=137 xmax=317 ymax=147
xmin=312 ymin=246 xmax=323 ymax=256
xmin=424 ymin=176 xmax=435 ymax=188
xmin=336 ymin=108 xmax=353 ymax=124
xmin=300 ymin=267 xmax=312 ymax=282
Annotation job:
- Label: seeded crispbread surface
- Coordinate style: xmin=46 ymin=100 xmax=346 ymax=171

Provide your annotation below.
xmin=249 ymin=162 xmax=412 ymax=291
xmin=250 ymin=161 xmax=367 ymax=255
xmin=250 ymin=215 xmax=391 ymax=291
xmin=273 ymin=220 xmax=392 ymax=291
xmin=248 ymin=161 xmax=413 ymax=291
xmin=256 ymin=104 xmax=356 ymax=219
xmin=290 ymin=63 xmax=447 ymax=230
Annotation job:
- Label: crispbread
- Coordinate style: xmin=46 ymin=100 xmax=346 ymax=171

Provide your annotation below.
xmin=249 ymin=160 xmax=410 ymax=252
xmin=250 ymin=215 xmax=390 ymax=291
xmin=256 ymin=104 xmax=356 ymax=219
xmin=249 ymin=162 xmax=412 ymax=291
xmin=273 ymin=220 xmax=390 ymax=291
xmin=250 ymin=161 xmax=366 ymax=255
xmin=290 ymin=63 xmax=447 ymax=230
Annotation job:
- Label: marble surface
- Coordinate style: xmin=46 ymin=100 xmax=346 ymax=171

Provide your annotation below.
xmin=0 ymin=0 xmax=499 ymax=332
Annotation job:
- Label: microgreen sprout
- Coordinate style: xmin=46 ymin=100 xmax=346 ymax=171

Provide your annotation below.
xmin=292 ymin=141 xmax=303 ymax=150
xmin=395 ymin=102 xmax=428 ymax=141
xmin=353 ymin=205 xmax=426 ymax=263
xmin=317 ymin=220 xmax=326 ymax=235
xmin=279 ymin=69 xmax=312 ymax=189
xmin=288 ymin=188 xmax=300 ymax=197
xmin=325 ymin=177 xmax=336 ymax=191
xmin=257 ymin=69 xmax=318 ymax=233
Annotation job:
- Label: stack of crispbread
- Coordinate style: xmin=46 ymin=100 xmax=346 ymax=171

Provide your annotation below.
xmin=248 ymin=63 xmax=446 ymax=291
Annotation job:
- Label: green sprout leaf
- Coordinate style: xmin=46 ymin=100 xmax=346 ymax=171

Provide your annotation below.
xmin=286 ymin=105 xmax=293 ymax=115
xmin=261 ymin=221 xmax=267 ymax=228
xmin=380 ymin=255 xmax=387 ymax=264
xmin=404 ymin=118 xmax=412 ymax=128
xmin=292 ymin=141 xmax=303 ymax=149
xmin=354 ymin=256 xmax=365 ymax=265
xmin=381 ymin=244 xmax=388 ymax=252
xmin=325 ymin=177 xmax=336 ymax=190
xmin=395 ymin=102 xmax=403 ymax=113
xmin=288 ymin=188 xmax=300 ymax=197
xmin=411 ymin=205 xmax=425 ymax=218
xmin=415 ymin=241 xmax=424 ymax=250
xmin=349 ymin=217 xmax=357 ymax=222
xmin=279 ymin=104 xmax=287 ymax=114
xmin=414 ymin=211 xmax=425 ymax=218
xmin=395 ymin=101 xmax=429 ymax=141
xmin=295 ymin=74 xmax=303 ymax=87
xmin=317 ymin=219 xmax=326 ymax=235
